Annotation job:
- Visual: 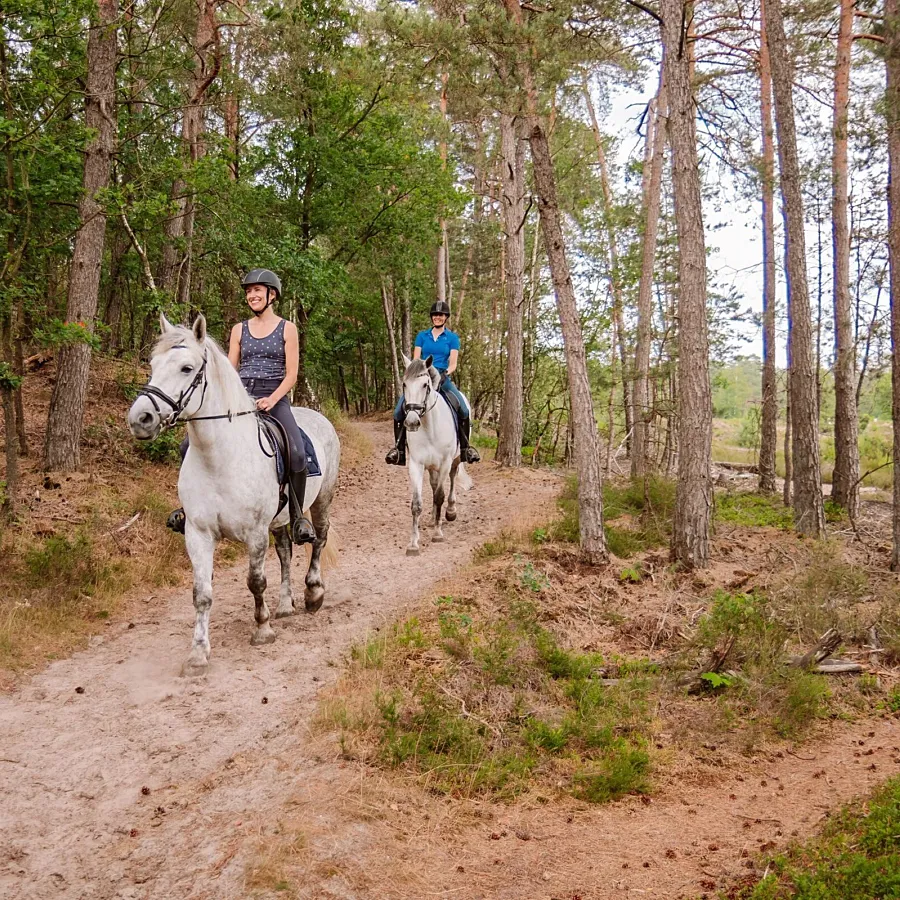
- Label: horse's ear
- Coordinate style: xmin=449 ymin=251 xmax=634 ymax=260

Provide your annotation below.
xmin=159 ymin=312 xmax=174 ymax=333
xmin=192 ymin=314 xmax=207 ymax=343
xmin=424 ymin=355 xmax=433 ymax=369
xmin=401 ymin=352 xmax=412 ymax=370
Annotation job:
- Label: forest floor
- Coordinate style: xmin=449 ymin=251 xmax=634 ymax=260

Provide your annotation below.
xmin=0 ymin=372 xmax=898 ymax=899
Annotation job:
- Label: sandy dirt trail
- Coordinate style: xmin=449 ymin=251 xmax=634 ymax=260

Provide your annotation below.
xmin=0 ymin=421 xmax=561 ymax=899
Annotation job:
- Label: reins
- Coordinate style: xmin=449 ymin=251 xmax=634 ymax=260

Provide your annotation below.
xmin=404 ymin=377 xmax=439 ymax=419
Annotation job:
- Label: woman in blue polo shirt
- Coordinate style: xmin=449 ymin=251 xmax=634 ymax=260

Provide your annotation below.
xmin=385 ymin=300 xmax=481 ymax=466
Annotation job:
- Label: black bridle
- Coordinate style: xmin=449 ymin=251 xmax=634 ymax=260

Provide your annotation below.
xmin=403 ymin=376 xmax=438 ymax=420
xmin=137 ymin=350 xmax=257 ymax=431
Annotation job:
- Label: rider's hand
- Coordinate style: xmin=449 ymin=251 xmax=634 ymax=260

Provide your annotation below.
xmin=256 ymin=396 xmax=275 ymax=411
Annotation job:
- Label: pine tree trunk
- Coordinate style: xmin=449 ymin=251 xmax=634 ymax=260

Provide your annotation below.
xmin=496 ymin=112 xmax=526 ymax=467
xmin=885 ymin=0 xmax=900 ymax=569
xmin=401 ymin=280 xmax=411 ymax=357
xmin=661 ymin=0 xmax=713 ymax=569
xmin=583 ymin=74 xmax=631 ymax=455
xmin=1 ymin=384 xmax=17 ymax=519
xmin=830 ymin=0 xmax=860 ymax=517
xmin=436 ymin=68 xmax=449 ymax=307
xmin=43 ymin=0 xmax=117 ymax=472
xmin=632 ymin=73 xmax=667 ymax=479
xmin=759 ymin=0 xmax=778 ymax=495
xmin=765 ymin=0 xmax=826 ymax=536
xmin=528 ymin=124 xmax=606 ymax=563
xmin=381 ymin=277 xmax=402 ymax=395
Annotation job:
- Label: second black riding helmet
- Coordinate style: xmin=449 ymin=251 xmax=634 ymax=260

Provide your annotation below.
xmin=430 ymin=300 xmax=450 ymax=317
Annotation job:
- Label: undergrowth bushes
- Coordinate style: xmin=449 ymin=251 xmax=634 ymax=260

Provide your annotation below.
xmin=319 ymin=561 xmax=656 ymax=803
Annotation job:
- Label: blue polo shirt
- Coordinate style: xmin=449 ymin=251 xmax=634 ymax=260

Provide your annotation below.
xmin=414 ymin=327 xmax=460 ymax=371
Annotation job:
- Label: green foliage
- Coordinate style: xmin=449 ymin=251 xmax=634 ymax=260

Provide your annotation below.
xmin=0 ymin=362 xmax=22 ymax=392
xmin=33 ymin=319 xmax=102 ymax=352
xmin=737 ymin=776 xmax=900 ymax=899
xmin=23 ymin=532 xmax=123 ymax=603
xmin=716 ymin=492 xmax=794 ymax=529
xmin=135 ymin=429 xmax=182 ymax=464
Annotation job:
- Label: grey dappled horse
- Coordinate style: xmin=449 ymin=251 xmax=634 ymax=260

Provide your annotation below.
xmin=400 ymin=353 xmax=472 ymax=555
xmin=127 ymin=315 xmax=340 ymax=676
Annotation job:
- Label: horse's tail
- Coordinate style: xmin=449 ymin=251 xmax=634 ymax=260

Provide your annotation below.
xmin=303 ymin=519 xmax=340 ymax=571
xmin=456 ymin=462 xmax=474 ymax=492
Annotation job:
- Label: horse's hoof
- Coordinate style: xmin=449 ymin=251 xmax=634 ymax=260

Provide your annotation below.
xmin=251 ymin=625 xmax=277 ymax=646
xmin=432 ymin=534 xmax=445 ymax=543
xmin=181 ymin=655 xmax=208 ymax=678
xmin=445 ymin=509 xmax=457 ymax=522
xmin=305 ymin=584 xmax=325 ymax=613
xmin=273 ymin=604 xmax=296 ymax=619
xmin=406 ymin=548 xmax=420 ymax=557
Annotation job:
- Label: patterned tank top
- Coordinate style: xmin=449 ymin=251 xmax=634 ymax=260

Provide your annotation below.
xmin=239 ymin=319 xmax=287 ymax=380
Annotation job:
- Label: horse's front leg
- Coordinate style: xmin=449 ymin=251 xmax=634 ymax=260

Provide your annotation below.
xmin=429 ymin=465 xmax=447 ymax=542
xmin=407 ymin=459 xmax=425 ymax=556
xmin=183 ymin=527 xmax=215 ymax=677
xmin=248 ymin=532 xmax=276 ymax=645
xmin=304 ymin=497 xmax=330 ymax=612
xmin=273 ymin=525 xmax=294 ymax=619
xmin=446 ymin=461 xmax=459 ymax=522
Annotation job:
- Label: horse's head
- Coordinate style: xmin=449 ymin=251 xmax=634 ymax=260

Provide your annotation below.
xmin=127 ymin=314 xmax=209 ymax=440
xmin=401 ymin=353 xmax=439 ymax=432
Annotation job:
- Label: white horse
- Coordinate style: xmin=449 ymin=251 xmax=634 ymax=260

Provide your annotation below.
xmin=400 ymin=353 xmax=472 ymax=556
xmin=127 ymin=314 xmax=340 ymax=676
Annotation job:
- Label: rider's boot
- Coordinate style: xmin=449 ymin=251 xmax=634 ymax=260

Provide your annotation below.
xmin=385 ymin=419 xmax=407 ymax=466
xmin=167 ymin=508 xmax=186 ymax=534
xmin=289 ymin=470 xmax=316 ymax=545
xmin=459 ymin=414 xmax=481 ymax=464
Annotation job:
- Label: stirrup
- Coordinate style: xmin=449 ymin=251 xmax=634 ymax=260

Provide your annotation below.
xmin=461 ymin=447 xmax=481 ymax=464
xmin=291 ymin=515 xmax=316 ymax=545
xmin=385 ymin=447 xmax=406 ymax=466
xmin=167 ymin=508 xmax=186 ymax=534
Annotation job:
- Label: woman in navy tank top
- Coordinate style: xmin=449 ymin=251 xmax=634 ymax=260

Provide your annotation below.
xmin=168 ymin=269 xmax=315 ymax=545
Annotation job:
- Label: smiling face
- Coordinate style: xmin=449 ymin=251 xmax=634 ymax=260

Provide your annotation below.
xmin=245 ymin=283 xmax=271 ymax=314
xmin=431 ymin=313 xmax=447 ymax=329
xmin=127 ymin=316 xmax=207 ymax=440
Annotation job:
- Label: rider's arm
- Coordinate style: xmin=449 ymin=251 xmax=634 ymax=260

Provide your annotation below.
xmin=446 ymin=348 xmax=458 ymax=375
xmin=227 ymin=323 xmax=242 ymax=370
xmin=413 ymin=347 xmax=422 ymax=360
xmin=268 ymin=321 xmax=299 ymax=405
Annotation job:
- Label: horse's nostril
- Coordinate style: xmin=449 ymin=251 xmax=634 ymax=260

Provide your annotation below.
xmin=139 ymin=411 xmax=153 ymax=425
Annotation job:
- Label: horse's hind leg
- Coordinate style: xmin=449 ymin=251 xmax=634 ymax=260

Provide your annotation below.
xmin=304 ymin=498 xmax=330 ymax=613
xmin=183 ymin=528 xmax=215 ymax=677
xmin=430 ymin=466 xmax=446 ymax=542
xmin=446 ymin=462 xmax=459 ymax=522
xmin=248 ymin=532 xmax=276 ymax=645
xmin=273 ymin=525 xmax=294 ymax=618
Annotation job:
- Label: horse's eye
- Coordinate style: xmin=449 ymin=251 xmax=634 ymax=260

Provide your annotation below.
xmin=181 ymin=365 xmax=193 ymax=374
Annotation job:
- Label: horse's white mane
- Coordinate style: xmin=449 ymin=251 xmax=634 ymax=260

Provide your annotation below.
xmin=153 ymin=325 xmax=254 ymax=413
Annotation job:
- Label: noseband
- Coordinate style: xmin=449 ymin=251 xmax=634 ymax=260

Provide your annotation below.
xmin=404 ymin=378 xmax=438 ymax=420
xmin=137 ymin=350 xmax=208 ymax=429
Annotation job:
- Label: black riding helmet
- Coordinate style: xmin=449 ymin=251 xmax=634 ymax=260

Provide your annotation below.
xmin=242 ymin=269 xmax=281 ymax=316
xmin=430 ymin=300 xmax=451 ymax=317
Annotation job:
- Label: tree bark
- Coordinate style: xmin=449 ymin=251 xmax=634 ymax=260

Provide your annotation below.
xmin=500 ymin=0 xmax=607 ymax=564
xmin=632 ymin=72 xmax=668 ymax=479
xmin=381 ymin=276 xmax=402 ymax=395
xmin=758 ymin=0 xmax=778 ymax=494
xmin=583 ymin=73 xmax=631 ymax=455
xmin=496 ymin=113 xmax=526 ymax=467
xmin=661 ymin=0 xmax=713 ymax=569
xmin=885 ymin=0 xmax=900 ymax=569
xmin=765 ymin=0 xmax=826 ymax=536
xmin=1 ymin=384 xmax=17 ymax=519
xmin=830 ymin=0 xmax=860 ymax=517
xmin=43 ymin=0 xmax=117 ymax=471
xmin=436 ymin=68 xmax=449 ymax=307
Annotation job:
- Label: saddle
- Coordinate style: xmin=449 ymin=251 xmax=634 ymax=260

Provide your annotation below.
xmin=258 ymin=415 xmax=291 ymax=517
